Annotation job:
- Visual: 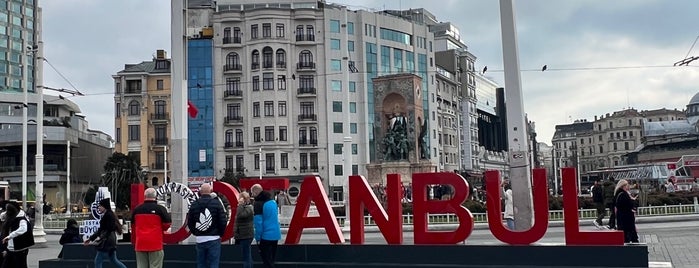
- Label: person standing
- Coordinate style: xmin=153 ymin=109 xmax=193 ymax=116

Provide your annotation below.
xmin=252 ymin=184 xmax=281 ymax=268
xmin=132 ymin=188 xmax=172 ymax=268
xmin=501 ymin=181 xmax=514 ymax=230
xmin=84 ymin=198 xmax=127 ymax=268
xmin=614 ymin=179 xmax=639 ymax=243
xmin=235 ymin=192 xmax=254 ymax=268
xmin=187 ymin=183 xmax=227 ymax=268
xmin=58 ymin=219 xmax=82 ymax=258
xmin=603 ymin=177 xmax=616 ymax=229
xmin=1 ymin=202 xmax=33 ymax=268
xmin=591 ymin=178 xmax=605 ymax=229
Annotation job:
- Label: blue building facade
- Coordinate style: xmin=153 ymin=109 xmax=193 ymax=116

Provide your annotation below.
xmin=187 ymin=39 xmax=215 ymax=179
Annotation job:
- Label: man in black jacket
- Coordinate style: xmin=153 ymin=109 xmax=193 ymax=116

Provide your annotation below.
xmin=603 ymin=177 xmax=617 ymax=229
xmin=591 ymin=178 xmax=605 ymax=228
xmin=187 ymin=183 xmax=227 ymax=268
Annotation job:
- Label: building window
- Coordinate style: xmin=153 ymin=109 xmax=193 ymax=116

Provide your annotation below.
xmin=235 ymin=130 xmax=243 ymax=144
xmin=334 ymin=144 xmax=343 ymax=155
xmin=333 ymin=122 xmax=343 ymax=133
xmin=115 ymin=128 xmax=121 ymax=142
xmin=280 ymin=153 xmax=288 ymax=169
xmin=310 ymin=153 xmax=319 ymax=170
xmin=265 ymin=153 xmax=274 ymax=172
xmin=223 ymin=27 xmax=231 ymax=43
xmin=332 ymin=101 xmax=342 ymax=112
xmin=128 ymin=125 xmax=140 ymax=141
xmin=349 ymin=81 xmax=356 ymax=92
xmin=300 ymin=102 xmax=314 ymax=116
xmin=262 ymin=47 xmax=273 ymax=68
xmin=350 ymin=102 xmax=356 ymax=113
xmin=306 ymin=25 xmax=315 ymax=41
xmin=157 ymin=79 xmax=164 ymax=90
xmin=279 ymin=126 xmax=287 ymax=141
xmin=252 ymin=76 xmax=260 ymax=91
xmin=278 ymin=101 xmax=287 ymax=116
xmin=262 ymin=23 xmax=271 ymax=38
xmin=334 ymin=165 xmax=343 ymax=176
xmin=265 ymin=126 xmax=274 ymax=141
xmin=154 ymin=100 xmax=166 ymax=116
xmin=128 ymin=100 xmax=140 ymax=116
xmin=295 ymin=25 xmax=304 ymax=40
xmin=350 ymin=123 xmax=357 ymax=134
xmin=352 ymin=144 xmax=358 ymax=155
xmin=254 ymin=154 xmax=260 ymax=170
xmin=253 ymin=102 xmax=260 ymax=117
xmin=300 ymin=75 xmax=314 ymax=90
xmin=624 ymin=142 xmax=629 ymax=150
xmin=299 ymin=128 xmax=307 ymax=144
xmin=348 ymin=40 xmax=355 ymax=52
xmin=299 ymin=153 xmax=308 ymax=170
xmin=352 ymin=164 xmax=358 ymax=175
xmin=278 ymin=75 xmax=286 ymax=90
xmin=331 ymin=80 xmax=341 ymax=91
xmin=115 ymin=102 xmax=121 ymax=117
xmin=251 ymin=24 xmax=258 ymax=39
xmin=254 ymin=127 xmax=261 ymax=142
xmin=310 ymin=127 xmax=318 ymax=144
xmin=226 ymin=104 xmax=241 ymax=118
xmin=330 ymin=20 xmax=340 ymax=33
xmin=276 ymin=23 xmax=285 ymax=38
xmin=276 ymin=49 xmax=286 ymax=68
xmin=264 ymin=101 xmax=274 ymax=116
xmin=263 ymin=73 xmax=274 ymax=90
xmin=330 ymin=59 xmax=341 ymax=71
xmin=233 ymin=27 xmax=241 ymax=43
xmin=299 ymin=50 xmax=313 ymax=67
xmin=330 ymin=39 xmax=341 ymax=50
xmin=252 ymin=50 xmax=260 ymax=69
xmin=236 ymin=155 xmax=244 ymax=172
xmin=347 ymin=22 xmax=354 ymax=34
xmin=226 ymin=52 xmax=240 ymax=70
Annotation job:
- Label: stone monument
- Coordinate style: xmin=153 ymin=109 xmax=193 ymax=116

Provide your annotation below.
xmin=367 ymin=74 xmax=436 ymax=185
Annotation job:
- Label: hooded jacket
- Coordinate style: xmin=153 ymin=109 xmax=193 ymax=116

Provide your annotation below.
xmin=253 ymin=191 xmax=281 ymax=241
xmin=187 ymin=195 xmax=227 ymax=238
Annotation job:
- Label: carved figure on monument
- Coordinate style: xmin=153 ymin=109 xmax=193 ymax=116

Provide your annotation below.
xmin=383 ymin=105 xmax=411 ymax=161
xmin=418 ymin=117 xmax=429 ymax=159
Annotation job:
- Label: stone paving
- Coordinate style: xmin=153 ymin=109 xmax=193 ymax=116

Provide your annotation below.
xmin=644 ymin=226 xmax=699 ymax=268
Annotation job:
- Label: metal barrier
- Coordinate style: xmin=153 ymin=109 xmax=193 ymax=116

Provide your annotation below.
xmin=43 ymin=204 xmax=697 ymax=229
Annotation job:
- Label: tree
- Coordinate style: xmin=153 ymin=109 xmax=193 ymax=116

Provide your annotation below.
xmin=103 ymin=152 xmax=143 ymax=209
xmin=220 ymin=168 xmax=245 ymax=191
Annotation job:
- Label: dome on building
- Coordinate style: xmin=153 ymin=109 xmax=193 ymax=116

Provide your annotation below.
xmin=690 ymin=92 xmax=699 ymax=106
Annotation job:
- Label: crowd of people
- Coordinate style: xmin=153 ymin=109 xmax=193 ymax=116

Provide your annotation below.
xmin=591 ymin=177 xmax=640 ymax=243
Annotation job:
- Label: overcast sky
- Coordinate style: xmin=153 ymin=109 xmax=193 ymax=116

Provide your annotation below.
xmin=41 ymin=0 xmax=699 ymax=144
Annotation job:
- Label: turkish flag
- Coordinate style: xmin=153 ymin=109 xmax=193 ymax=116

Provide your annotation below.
xmin=187 ymin=100 xmax=198 ymax=118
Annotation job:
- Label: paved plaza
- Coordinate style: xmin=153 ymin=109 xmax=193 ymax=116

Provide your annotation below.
xmin=30 ymin=218 xmax=699 ymax=268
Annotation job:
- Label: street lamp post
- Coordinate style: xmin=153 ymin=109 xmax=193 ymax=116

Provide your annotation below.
xmin=66 ymin=140 xmax=71 ymax=216
xmin=20 ymin=31 xmax=29 ymax=212
xmin=33 ymin=27 xmax=47 ymax=245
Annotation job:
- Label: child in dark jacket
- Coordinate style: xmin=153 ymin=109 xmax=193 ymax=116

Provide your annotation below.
xmin=58 ymin=219 xmax=82 ymax=258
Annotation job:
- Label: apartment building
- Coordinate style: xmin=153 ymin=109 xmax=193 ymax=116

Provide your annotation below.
xmin=113 ymin=50 xmax=172 ymax=187
xmin=181 ymin=1 xmax=441 ymax=200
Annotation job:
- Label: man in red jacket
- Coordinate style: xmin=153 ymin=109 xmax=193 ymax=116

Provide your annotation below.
xmin=131 ymin=188 xmax=171 ymax=268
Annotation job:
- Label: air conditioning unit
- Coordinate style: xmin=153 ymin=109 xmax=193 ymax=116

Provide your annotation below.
xmin=192 ymin=34 xmax=200 ymax=39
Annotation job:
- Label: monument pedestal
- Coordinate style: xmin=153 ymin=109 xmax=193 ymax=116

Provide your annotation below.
xmin=366 ymin=161 xmax=436 ymax=185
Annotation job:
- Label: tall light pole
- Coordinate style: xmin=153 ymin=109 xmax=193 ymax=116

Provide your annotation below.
xmin=170 ymin=0 xmax=188 ymax=230
xmin=33 ymin=8 xmax=47 ymax=245
xmin=66 ymin=140 xmax=71 ymax=216
xmin=20 ymin=30 xmax=29 ymax=212
xmin=341 ymin=7 xmax=352 ymax=236
xmin=499 ymin=0 xmax=533 ymax=230
xmin=259 ymin=147 xmax=263 ymax=180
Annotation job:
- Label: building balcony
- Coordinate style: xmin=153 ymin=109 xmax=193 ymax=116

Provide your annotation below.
xmin=276 ymin=62 xmax=287 ymax=69
xmin=298 ymin=114 xmax=317 ymax=123
xmin=223 ymin=64 xmax=242 ymax=73
xmin=151 ymin=161 xmax=169 ymax=171
xmin=150 ymin=113 xmax=169 ymax=124
xmin=263 ymin=61 xmax=273 ymax=69
xmin=299 ymin=138 xmax=318 ymax=147
xmin=224 ymin=116 xmax=244 ymax=125
xmin=222 ymin=36 xmax=242 ymax=45
xmin=251 ymin=63 xmax=259 ymax=70
xmin=296 ymin=62 xmax=316 ymax=71
xmin=123 ymin=89 xmax=141 ymax=96
xmin=224 ymin=141 xmax=244 ymax=150
xmin=297 ymin=87 xmax=316 ymax=97
xmin=295 ymin=34 xmax=315 ymax=43
xmin=223 ymin=89 xmax=243 ymax=99
xmin=151 ymin=137 xmax=168 ymax=146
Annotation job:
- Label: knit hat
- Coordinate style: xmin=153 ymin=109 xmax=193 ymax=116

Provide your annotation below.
xmin=98 ymin=198 xmax=111 ymax=210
